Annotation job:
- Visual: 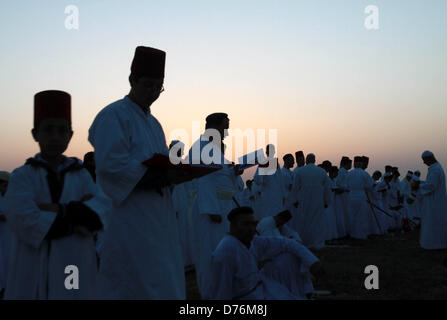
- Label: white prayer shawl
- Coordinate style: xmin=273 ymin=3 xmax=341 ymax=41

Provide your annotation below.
xmin=206 ymin=235 xmax=318 ymax=300
xmin=345 ymin=169 xmax=380 ymax=239
xmin=255 ymin=219 xmax=316 ymax=298
xmin=252 ymin=165 xmax=287 ymax=221
xmin=88 ymin=96 xmax=185 ymax=299
xmin=256 ymin=216 xmax=303 ymax=243
xmin=186 ymin=137 xmax=239 ymax=296
xmin=3 ymin=157 xmax=110 ymax=299
xmin=172 ymin=183 xmax=193 ymax=268
xmin=289 ymin=164 xmax=332 ymax=249
xmin=417 ymin=162 xmax=447 ymax=249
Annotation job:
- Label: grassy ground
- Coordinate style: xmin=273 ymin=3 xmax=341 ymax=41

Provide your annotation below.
xmin=186 ymin=229 xmax=447 ymax=300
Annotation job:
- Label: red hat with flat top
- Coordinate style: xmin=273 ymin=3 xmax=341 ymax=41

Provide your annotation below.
xmin=131 ymin=46 xmax=166 ymax=79
xmin=34 ymin=90 xmax=71 ymax=126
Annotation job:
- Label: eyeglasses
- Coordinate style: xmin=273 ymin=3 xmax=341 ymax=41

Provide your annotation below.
xmin=140 ymin=81 xmax=165 ymax=93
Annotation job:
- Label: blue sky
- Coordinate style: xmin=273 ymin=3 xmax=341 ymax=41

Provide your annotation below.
xmin=0 ymin=0 xmax=446 ymax=180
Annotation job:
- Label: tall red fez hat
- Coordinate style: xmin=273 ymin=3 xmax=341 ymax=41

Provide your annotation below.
xmin=131 ymin=46 xmax=166 ymax=79
xmin=206 ymin=112 xmax=228 ymax=123
xmin=34 ymin=90 xmax=71 ymax=126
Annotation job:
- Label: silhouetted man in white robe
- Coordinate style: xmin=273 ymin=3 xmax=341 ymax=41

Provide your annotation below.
xmin=205 ymin=207 xmax=321 ymax=300
xmin=413 ymin=151 xmax=447 ymax=249
xmin=289 ymin=153 xmax=331 ymax=249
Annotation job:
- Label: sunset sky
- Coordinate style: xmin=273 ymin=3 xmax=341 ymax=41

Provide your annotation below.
xmin=1 ymin=0 xmax=446 ymax=182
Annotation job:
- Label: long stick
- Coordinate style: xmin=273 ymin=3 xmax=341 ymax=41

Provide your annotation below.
xmin=232 ymin=196 xmax=241 ymax=208
xmin=365 ymin=191 xmax=383 ymax=234
xmin=366 ymin=200 xmax=393 ymax=218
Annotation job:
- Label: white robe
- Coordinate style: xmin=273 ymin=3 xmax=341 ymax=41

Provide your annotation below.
xmin=281 ymin=167 xmax=294 ymax=198
xmin=417 ymin=162 xmax=447 ymax=249
xmin=237 ymin=187 xmax=256 ymax=208
xmin=388 ymin=179 xmax=405 ymax=229
xmin=372 ymin=181 xmax=393 ymax=233
xmin=3 ymin=156 xmax=110 ymax=299
xmin=172 ymin=183 xmax=193 ymax=268
xmin=256 ymin=216 xmax=303 ymax=243
xmin=334 ymin=168 xmax=349 ymax=237
xmin=88 ymin=96 xmax=185 ymax=299
xmin=205 ymin=234 xmax=318 ymax=300
xmin=252 ymin=164 xmax=287 ymax=221
xmin=324 ymin=179 xmax=339 ymax=241
xmin=289 ymin=164 xmax=331 ymax=249
xmin=186 ymin=137 xmax=239 ymax=296
xmin=346 ymin=168 xmax=380 ymax=239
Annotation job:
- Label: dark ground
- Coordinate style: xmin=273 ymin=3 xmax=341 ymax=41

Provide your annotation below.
xmin=186 ymin=229 xmax=447 ymax=300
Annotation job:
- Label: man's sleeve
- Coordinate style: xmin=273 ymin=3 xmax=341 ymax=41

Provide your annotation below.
xmin=88 ymin=108 xmax=147 ymax=206
xmin=253 ymin=236 xmax=319 ymax=273
xmin=419 ymin=169 xmax=439 ymax=196
xmin=79 ymin=169 xmax=112 ymax=229
xmin=3 ymin=168 xmax=57 ymax=249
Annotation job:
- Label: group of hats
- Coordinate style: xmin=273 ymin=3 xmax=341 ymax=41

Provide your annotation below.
xmin=34 ymin=46 xmax=166 ymax=126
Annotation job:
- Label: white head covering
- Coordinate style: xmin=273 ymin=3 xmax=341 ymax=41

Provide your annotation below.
xmin=422 ymin=150 xmax=434 ymax=158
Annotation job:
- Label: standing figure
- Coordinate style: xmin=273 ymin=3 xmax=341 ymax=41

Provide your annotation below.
xmin=89 ymin=46 xmax=185 ymax=299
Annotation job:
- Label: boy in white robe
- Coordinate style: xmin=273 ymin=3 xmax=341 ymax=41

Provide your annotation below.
xmin=89 ymin=47 xmax=185 ymax=299
xmin=206 ymin=207 xmax=321 ymax=300
xmin=3 ymin=90 xmax=109 ymax=299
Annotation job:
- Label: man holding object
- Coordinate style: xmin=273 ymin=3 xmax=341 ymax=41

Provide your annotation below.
xmin=89 ymin=46 xmax=185 ymax=299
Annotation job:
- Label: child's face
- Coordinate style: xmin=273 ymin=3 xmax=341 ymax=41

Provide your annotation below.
xmin=32 ymin=118 xmax=73 ymax=157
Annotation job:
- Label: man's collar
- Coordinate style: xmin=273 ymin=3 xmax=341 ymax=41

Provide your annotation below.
xmin=125 ymin=95 xmax=151 ymax=117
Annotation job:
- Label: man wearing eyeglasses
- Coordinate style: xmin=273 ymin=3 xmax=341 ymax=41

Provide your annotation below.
xmin=88 ymin=46 xmax=185 ymax=299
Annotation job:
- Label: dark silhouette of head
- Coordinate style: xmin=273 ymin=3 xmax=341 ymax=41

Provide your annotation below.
xmin=228 ymin=207 xmax=257 ymax=248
